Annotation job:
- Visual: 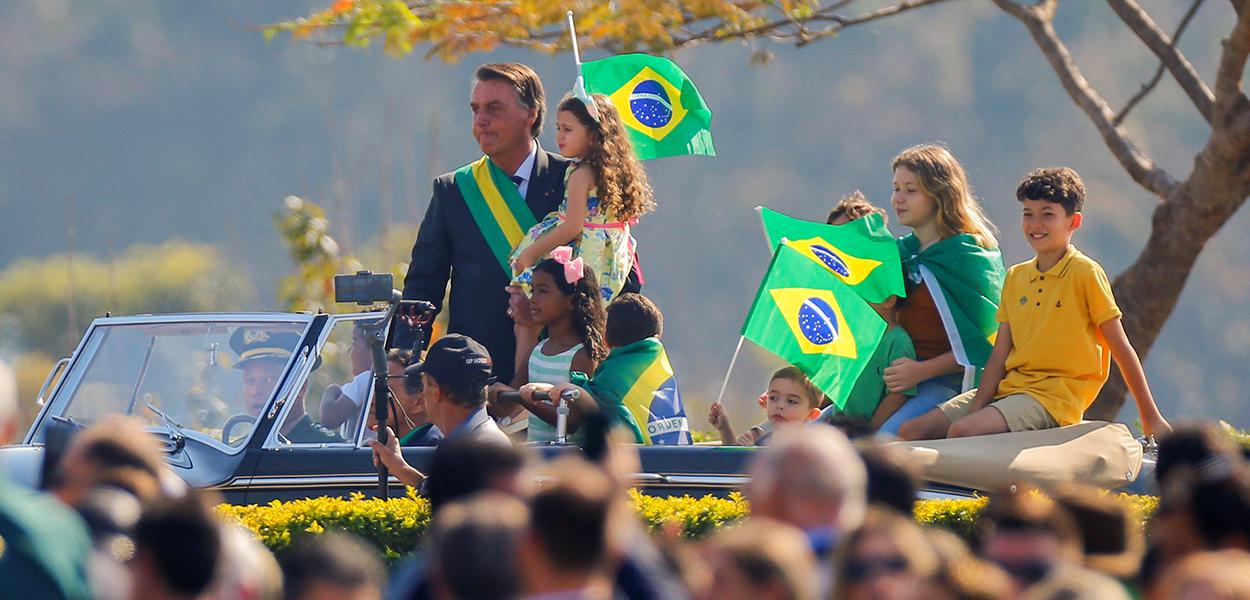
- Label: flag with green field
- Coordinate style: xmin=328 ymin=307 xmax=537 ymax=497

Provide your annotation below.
xmin=758 ymin=206 xmax=905 ymax=303
xmin=581 ymin=53 xmax=715 ymax=160
xmin=742 ymin=242 xmax=887 ymax=409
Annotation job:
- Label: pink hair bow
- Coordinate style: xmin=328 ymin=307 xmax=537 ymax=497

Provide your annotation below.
xmin=550 ymin=246 xmax=584 ymax=284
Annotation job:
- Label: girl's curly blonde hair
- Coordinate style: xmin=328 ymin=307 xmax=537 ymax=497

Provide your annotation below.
xmin=557 ymin=94 xmax=655 ymax=222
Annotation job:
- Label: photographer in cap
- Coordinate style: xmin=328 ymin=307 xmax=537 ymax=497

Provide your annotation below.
xmin=371 ymin=334 xmax=509 ymax=487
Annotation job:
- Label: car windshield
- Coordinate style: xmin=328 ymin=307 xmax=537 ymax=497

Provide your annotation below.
xmin=47 ymin=319 xmax=310 ymax=450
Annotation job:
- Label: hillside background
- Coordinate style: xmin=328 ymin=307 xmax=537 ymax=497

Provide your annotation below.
xmin=2 ymin=0 xmax=1245 ymax=433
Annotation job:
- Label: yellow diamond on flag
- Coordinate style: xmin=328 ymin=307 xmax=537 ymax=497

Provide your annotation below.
xmin=787 ymin=238 xmax=883 ymax=286
xmin=769 ymin=287 xmax=860 ymax=358
xmin=608 ymin=67 xmax=688 ymax=141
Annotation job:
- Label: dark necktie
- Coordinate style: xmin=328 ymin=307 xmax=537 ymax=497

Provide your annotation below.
xmin=510 ymin=175 xmax=524 ymax=188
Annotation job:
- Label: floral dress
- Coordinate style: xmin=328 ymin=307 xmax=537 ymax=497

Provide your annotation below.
xmin=511 ymin=165 xmax=636 ymax=302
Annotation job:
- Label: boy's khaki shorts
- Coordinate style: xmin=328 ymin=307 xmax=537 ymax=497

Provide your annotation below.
xmin=937 ymin=390 xmax=1058 ymax=432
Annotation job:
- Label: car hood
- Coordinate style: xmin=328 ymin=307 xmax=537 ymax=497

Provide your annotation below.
xmin=0 ymin=445 xmax=45 ymax=490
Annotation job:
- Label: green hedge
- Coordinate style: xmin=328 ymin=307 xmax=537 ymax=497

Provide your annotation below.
xmin=218 ymin=490 xmax=1158 ymax=560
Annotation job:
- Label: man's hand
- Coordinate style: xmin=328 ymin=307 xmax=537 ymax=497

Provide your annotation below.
xmin=369 ymin=426 xmax=404 ymax=472
xmin=505 ymin=286 xmax=538 ymax=327
xmin=884 ymin=358 xmax=927 ymax=393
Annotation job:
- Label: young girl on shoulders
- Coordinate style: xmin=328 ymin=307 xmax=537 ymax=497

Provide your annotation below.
xmin=511 ymin=92 xmax=655 ymax=302
xmin=878 ymin=143 xmax=1006 ymax=436
xmin=510 ymin=252 xmax=609 ymax=443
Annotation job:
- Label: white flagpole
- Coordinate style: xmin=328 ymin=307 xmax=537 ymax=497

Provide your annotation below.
xmin=566 ymin=11 xmax=583 ymax=72
xmin=715 ymin=336 xmax=746 ymax=406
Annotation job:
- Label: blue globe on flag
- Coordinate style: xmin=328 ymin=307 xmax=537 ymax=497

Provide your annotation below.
xmin=630 ymin=80 xmax=674 ymax=128
xmin=810 ymin=244 xmax=851 ymax=278
xmin=796 ymin=297 xmax=840 ymax=345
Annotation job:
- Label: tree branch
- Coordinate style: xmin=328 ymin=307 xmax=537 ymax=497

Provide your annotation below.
xmin=1107 ymin=0 xmax=1214 ymax=123
xmin=989 ymin=0 xmax=1179 ymax=199
xmin=670 ymin=0 xmax=958 ymax=49
xmin=1114 ymin=0 xmax=1205 ymax=125
xmin=1213 ymin=3 xmax=1250 ymax=113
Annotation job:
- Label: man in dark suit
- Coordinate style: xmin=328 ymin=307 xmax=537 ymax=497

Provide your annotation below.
xmin=403 ymin=62 xmax=637 ymax=384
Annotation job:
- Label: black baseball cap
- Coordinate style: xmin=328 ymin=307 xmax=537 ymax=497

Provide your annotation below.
xmin=405 ymin=334 xmax=497 ymax=390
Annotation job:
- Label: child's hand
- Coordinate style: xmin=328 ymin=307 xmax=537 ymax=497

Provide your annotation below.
xmin=520 ymin=382 xmax=554 ymax=404
xmin=884 ymin=358 xmax=926 ymax=392
xmin=736 ymin=427 xmax=763 ymax=446
xmin=708 ymin=402 xmax=727 ymax=428
xmin=515 ymin=249 xmax=538 ymax=272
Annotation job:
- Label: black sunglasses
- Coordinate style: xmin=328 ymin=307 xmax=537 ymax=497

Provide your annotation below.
xmin=844 ymin=555 xmax=909 ymax=582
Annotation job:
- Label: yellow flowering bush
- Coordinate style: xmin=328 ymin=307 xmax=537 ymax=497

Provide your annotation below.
xmin=219 ymin=490 xmax=1158 ymax=557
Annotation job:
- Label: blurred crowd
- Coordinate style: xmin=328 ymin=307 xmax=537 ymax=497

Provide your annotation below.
xmin=2 ymin=358 xmax=1249 ymax=600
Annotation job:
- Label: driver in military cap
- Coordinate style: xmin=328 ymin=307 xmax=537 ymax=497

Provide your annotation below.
xmin=230 ymin=327 xmax=342 ymax=444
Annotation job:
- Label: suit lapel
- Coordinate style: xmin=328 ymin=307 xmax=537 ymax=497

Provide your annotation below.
xmin=526 ymin=141 xmax=562 ymax=215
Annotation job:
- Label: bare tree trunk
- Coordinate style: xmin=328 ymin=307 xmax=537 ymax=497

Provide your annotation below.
xmin=1088 ymin=143 xmax=1250 ymax=420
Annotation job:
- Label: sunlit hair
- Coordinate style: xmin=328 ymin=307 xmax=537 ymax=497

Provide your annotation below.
xmin=476 ymin=63 xmax=545 ymax=138
xmin=892 ymin=143 xmax=998 ymax=249
xmin=827 ymin=190 xmax=886 ymax=225
xmin=557 ymin=94 xmax=656 ymax=222
xmin=770 ymin=366 xmax=824 ymax=410
xmin=533 ymin=258 xmax=608 ymax=362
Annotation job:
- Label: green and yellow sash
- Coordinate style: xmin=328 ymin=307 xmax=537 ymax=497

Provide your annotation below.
xmin=453 ymin=156 xmax=540 ymax=273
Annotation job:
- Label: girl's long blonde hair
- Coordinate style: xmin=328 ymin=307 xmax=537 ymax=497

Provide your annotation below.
xmin=892 ymin=144 xmax=998 ymax=249
xmin=558 ymin=94 xmax=655 ymax=221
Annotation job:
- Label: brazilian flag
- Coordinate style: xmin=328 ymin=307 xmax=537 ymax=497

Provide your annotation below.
xmin=758 ymin=207 xmax=905 ymax=303
xmin=742 ymin=242 xmax=887 ymax=409
xmin=581 ymin=54 xmax=715 ymax=160
xmin=571 ymin=337 xmax=692 ymax=445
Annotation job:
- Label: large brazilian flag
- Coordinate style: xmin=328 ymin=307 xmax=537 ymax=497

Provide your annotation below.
xmin=581 ymin=54 xmax=715 ymax=160
xmin=758 ymin=207 xmax=905 ymax=303
xmin=742 ymin=242 xmax=888 ymax=409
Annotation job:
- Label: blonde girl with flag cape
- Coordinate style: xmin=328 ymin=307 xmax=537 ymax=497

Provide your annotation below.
xmin=877 ymin=144 xmax=1006 ymax=436
xmin=510 ymin=92 xmax=655 ymax=303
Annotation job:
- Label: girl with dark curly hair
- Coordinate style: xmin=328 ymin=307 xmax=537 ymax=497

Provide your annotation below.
xmin=511 ymin=91 xmax=654 ymax=302
xmin=513 ymin=251 xmax=607 ymax=443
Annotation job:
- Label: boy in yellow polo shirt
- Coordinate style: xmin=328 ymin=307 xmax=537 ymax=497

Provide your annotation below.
xmin=899 ymin=168 xmax=1171 ymax=440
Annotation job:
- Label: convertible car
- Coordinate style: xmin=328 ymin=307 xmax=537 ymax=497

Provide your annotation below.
xmin=1 ymin=311 xmax=1154 ymax=504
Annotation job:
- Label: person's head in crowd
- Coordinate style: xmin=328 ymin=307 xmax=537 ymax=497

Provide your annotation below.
xmin=428 ymin=492 xmax=528 ymax=600
xmin=231 ymin=327 xmax=299 ymax=415
xmin=857 ymin=444 xmax=920 ymax=516
xmin=406 ymin=334 xmax=498 ymax=432
xmin=1020 ymin=566 xmax=1132 ymax=600
xmin=832 ymin=507 xmax=939 ymax=600
xmin=1152 ymin=461 xmax=1250 ymax=565
xmin=130 ymin=492 xmax=223 ymax=600
xmin=529 ymin=257 xmax=609 ymax=363
xmin=51 ymin=416 xmax=169 ymax=508
xmin=1052 ymin=483 xmax=1144 ymax=580
xmin=0 ymin=358 xmax=17 ymax=446
xmin=1156 ymin=421 xmax=1247 ymax=488
xmin=747 ymin=427 xmax=866 ymax=546
xmin=211 ymin=524 xmax=283 ymax=600
xmin=472 ymin=63 xmax=544 ymax=158
xmin=519 ymin=458 xmax=623 ymax=597
xmin=697 ymin=518 xmax=817 ymax=600
xmin=827 ymin=190 xmax=887 ymax=226
xmin=892 ymin=143 xmax=997 ymax=249
xmin=759 ymin=366 xmax=824 ymax=432
xmin=426 ymin=437 xmax=526 ymax=513
xmin=279 ymin=531 xmax=384 ymax=600
xmin=1156 ymin=550 xmax=1250 ymax=600
xmin=921 ymin=528 xmax=1012 ymax=600
xmin=605 ymin=293 xmax=663 ymax=348
xmin=979 ymin=484 xmax=1082 ymax=595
